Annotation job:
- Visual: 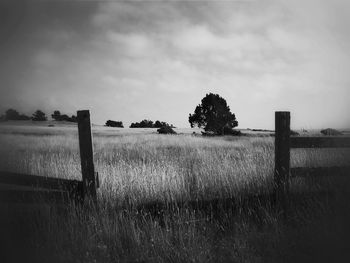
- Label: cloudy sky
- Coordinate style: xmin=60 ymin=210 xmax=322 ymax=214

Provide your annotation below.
xmin=1 ymin=0 xmax=349 ymax=129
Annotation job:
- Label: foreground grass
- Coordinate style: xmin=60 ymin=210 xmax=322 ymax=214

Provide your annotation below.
xmin=3 ymin=194 xmax=350 ymax=263
xmin=1 ymin=126 xmax=350 ymax=262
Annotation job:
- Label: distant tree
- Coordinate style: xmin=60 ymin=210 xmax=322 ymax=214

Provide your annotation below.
xmin=189 ymin=93 xmax=238 ymax=135
xmin=223 ymin=126 xmax=241 ymax=136
xmin=320 ymin=128 xmax=343 ymax=136
xmin=60 ymin=114 xmax=70 ymax=121
xmin=18 ymin=114 xmax=31 ymax=120
xmin=105 ymin=120 xmax=124 ymax=128
xmin=3 ymin=109 xmax=30 ymax=121
xmin=154 ymin=120 xmax=174 ymax=128
xmin=51 ymin=110 xmax=77 ymax=122
xmin=130 ymin=119 xmax=153 ymax=128
xmin=154 ymin=120 xmax=163 ymax=128
xmin=140 ymin=119 xmax=153 ymax=128
xmin=5 ymin=109 xmax=20 ymax=120
xmin=290 ymin=130 xmax=300 ymax=136
xmin=32 ymin=110 xmax=47 ymax=121
xmin=130 ymin=119 xmax=175 ymax=128
xmin=52 ymin=110 xmax=62 ymax=121
xmin=70 ymin=115 xmax=77 ymax=122
xmin=157 ymin=125 xmax=176 ymax=134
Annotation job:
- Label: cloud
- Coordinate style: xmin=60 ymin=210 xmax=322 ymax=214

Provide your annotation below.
xmin=0 ymin=0 xmax=349 ymax=128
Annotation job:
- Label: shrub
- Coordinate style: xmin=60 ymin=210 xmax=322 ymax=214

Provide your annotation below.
xmin=5 ymin=109 xmax=20 ymax=120
xmin=32 ymin=110 xmax=47 ymax=121
xmin=157 ymin=126 xmax=176 ymax=134
xmin=320 ymin=128 xmax=343 ymax=136
xmin=201 ymin=131 xmax=216 ymax=136
xmin=105 ymin=120 xmax=124 ymax=128
xmin=223 ymin=126 xmax=241 ymax=136
xmin=130 ymin=120 xmax=174 ymax=128
xmin=51 ymin=110 xmax=77 ymax=122
xmin=3 ymin=109 xmax=31 ymax=120
xmin=130 ymin=119 xmax=153 ymax=128
xmin=290 ymin=130 xmax=300 ymax=136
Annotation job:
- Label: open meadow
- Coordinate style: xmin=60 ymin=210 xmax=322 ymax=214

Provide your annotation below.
xmin=1 ymin=122 xmax=350 ymax=263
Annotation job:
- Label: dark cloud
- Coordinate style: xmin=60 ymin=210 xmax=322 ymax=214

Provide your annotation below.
xmin=0 ymin=0 xmax=99 ymax=112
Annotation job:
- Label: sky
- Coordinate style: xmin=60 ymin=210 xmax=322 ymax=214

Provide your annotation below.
xmin=0 ymin=0 xmax=349 ymax=129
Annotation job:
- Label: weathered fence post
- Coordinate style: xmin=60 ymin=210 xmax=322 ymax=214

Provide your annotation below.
xmin=77 ymin=110 xmax=97 ymax=202
xmin=275 ymin=111 xmax=290 ymax=215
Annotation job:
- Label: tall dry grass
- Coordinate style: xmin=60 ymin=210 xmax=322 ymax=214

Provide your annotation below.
xmin=1 ymin=126 xmax=350 ymax=262
xmin=0 ymin=132 xmax=277 ymax=205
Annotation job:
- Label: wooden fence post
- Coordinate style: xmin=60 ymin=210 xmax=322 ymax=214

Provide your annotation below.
xmin=77 ymin=110 xmax=97 ymax=202
xmin=275 ymin=111 xmax=290 ymax=215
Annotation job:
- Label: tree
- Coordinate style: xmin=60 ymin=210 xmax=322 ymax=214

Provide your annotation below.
xmin=52 ymin=110 xmax=62 ymax=121
xmin=4 ymin=109 xmax=30 ymax=120
xmin=60 ymin=114 xmax=70 ymax=121
xmin=189 ymin=93 xmax=238 ymax=135
xmin=320 ymin=128 xmax=342 ymax=136
xmin=154 ymin=120 xmax=172 ymax=128
xmin=70 ymin=115 xmax=77 ymax=122
xmin=5 ymin=109 xmax=20 ymax=120
xmin=140 ymin=119 xmax=153 ymax=128
xmin=154 ymin=120 xmax=163 ymax=128
xmin=18 ymin=114 xmax=31 ymax=120
xmin=32 ymin=110 xmax=47 ymax=121
xmin=51 ymin=110 xmax=77 ymax=122
xmin=157 ymin=126 xmax=176 ymax=134
xmin=105 ymin=120 xmax=124 ymax=128
xmin=130 ymin=119 xmax=175 ymax=128
xmin=130 ymin=119 xmax=153 ymax=128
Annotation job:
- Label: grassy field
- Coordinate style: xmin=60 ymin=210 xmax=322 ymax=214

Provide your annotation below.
xmin=1 ymin=123 xmax=350 ymax=262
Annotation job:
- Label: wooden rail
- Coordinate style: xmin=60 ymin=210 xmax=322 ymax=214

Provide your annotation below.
xmin=291 ymin=166 xmax=350 ymax=178
xmin=0 ymin=189 xmax=72 ymax=204
xmin=0 ymin=171 xmax=82 ymax=191
xmin=291 ymin=137 xmax=350 ymax=148
xmin=0 ymin=110 xmax=98 ymax=204
xmin=274 ymin=111 xmax=350 ymax=213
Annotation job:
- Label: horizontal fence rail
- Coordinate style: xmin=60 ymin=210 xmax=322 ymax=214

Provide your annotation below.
xmin=0 ymin=189 xmax=71 ymax=204
xmin=0 ymin=171 xmax=83 ymax=192
xmin=291 ymin=166 xmax=350 ymax=178
xmin=275 ymin=111 xmax=350 ymax=215
xmin=291 ymin=136 xmax=350 ymax=148
xmin=0 ymin=172 xmax=83 ymax=203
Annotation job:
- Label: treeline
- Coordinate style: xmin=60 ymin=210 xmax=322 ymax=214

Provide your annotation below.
xmin=129 ymin=119 xmax=175 ymax=128
xmin=51 ymin=111 xmax=77 ymax=122
xmin=0 ymin=109 xmax=32 ymax=121
xmin=104 ymin=119 xmax=175 ymax=129
xmin=0 ymin=109 xmax=77 ymax=122
xmin=0 ymin=108 xmax=174 ymax=130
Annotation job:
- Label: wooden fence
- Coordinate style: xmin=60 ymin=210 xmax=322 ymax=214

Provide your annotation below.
xmin=0 ymin=110 xmax=99 ymax=204
xmin=274 ymin=111 xmax=350 ymax=212
xmin=1 ymin=110 xmax=349 ymax=211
